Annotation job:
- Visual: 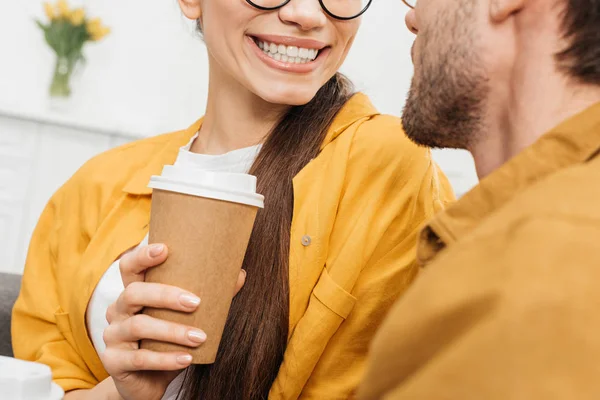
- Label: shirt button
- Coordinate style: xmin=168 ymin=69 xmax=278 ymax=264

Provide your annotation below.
xmin=301 ymin=235 xmax=312 ymax=247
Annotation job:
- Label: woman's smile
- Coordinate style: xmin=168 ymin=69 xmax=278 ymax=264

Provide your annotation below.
xmin=245 ymin=34 xmax=330 ymax=73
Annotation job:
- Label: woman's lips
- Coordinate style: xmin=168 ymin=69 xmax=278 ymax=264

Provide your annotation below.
xmin=246 ymin=35 xmax=330 ymax=74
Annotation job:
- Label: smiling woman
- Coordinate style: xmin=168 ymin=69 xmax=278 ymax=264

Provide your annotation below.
xmin=11 ymin=0 xmax=455 ymax=399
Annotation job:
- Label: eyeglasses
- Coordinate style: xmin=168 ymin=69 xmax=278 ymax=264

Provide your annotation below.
xmin=402 ymin=0 xmax=416 ymax=8
xmin=245 ymin=0 xmax=373 ymax=21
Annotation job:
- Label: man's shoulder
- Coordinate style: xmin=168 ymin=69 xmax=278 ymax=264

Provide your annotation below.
xmin=506 ymin=156 xmax=600 ymax=224
xmin=469 ymin=156 xmax=600 ymax=242
xmin=447 ymin=159 xmax=600 ymax=267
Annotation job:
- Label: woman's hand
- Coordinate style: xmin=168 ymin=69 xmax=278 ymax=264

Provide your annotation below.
xmin=101 ymin=243 xmax=246 ymax=400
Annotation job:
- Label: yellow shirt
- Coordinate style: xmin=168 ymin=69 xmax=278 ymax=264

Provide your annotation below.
xmin=358 ymin=102 xmax=600 ymax=400
xmin=12 ymin=93 xmax=454 ymax=398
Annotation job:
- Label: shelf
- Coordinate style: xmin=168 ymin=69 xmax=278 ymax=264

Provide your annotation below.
xmin=0 ymin=100 xmax=148 ymax=140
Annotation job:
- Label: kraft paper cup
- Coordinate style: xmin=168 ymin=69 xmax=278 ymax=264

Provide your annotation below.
xmin=140 ymin=167 xmax=264 ymax=364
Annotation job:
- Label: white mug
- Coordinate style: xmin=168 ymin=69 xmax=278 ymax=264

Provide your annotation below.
xmin=0 ymin=356 xmax=64 ymax=400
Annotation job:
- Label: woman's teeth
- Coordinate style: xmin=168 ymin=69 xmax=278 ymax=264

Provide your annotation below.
xmin=256 ymin=40 xmax=319 ymax=64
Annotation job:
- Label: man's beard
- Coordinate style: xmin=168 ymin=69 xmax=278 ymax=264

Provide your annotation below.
xmin=402 ymin=5 xmax=489 ymax=150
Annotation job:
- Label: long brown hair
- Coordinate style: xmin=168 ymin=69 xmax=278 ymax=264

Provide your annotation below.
xmin=178 ymin=73 xmax=354 ymax=399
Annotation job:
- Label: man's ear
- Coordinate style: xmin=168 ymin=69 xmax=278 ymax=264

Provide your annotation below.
xmin=178 ymin=0 xmax=202 ymax=20
xmin=490 ymin=0 xmax=524 ymax=22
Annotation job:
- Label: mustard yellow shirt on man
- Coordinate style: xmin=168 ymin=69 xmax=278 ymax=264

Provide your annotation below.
xmin=358 ymin=103 xmax=600 ymax=399
xmin=12 ymin=93 xmax=454 ymax=399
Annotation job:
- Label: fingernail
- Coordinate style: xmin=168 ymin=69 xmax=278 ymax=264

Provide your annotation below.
xmin=177 ymin=354 xmax=193 ymax=365
xmin=149 ymin=244 xmax=164 ymax=257
xmin=180 ymin=293 xmax=201 ymax=308
xmin=188 ymin=330 xmax=207 ymax=343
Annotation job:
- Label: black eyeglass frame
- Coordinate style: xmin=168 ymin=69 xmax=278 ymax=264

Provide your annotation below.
xmin=401 ymin=0 xmax=415 ymax=9
xmin=245 ymin=0 xmax=373 ymax=21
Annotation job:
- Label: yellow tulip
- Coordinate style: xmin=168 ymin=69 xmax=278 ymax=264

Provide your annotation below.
xmin=86 ymin=18 xmax=110 ymax=41
xmin=100 ymin=26 xmax=111 ymax=38
xmin=91 ymin=26 xmax=110 ymax=41
xmin=70 ymin=8 xmax=85 ymax=25
xmin=86 ymin=17 xmax=101 ymax=35
xmin=43 ymin=2 xmax=55 ymax=20
xmin=56 ymin=0 xmax=70 ymax=19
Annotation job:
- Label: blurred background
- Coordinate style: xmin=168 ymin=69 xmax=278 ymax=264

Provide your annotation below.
xmin=0 ymin=0 xmax=478 ymax=275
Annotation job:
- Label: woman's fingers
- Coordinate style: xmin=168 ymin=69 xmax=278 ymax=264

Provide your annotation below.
xmin=119 ymin=244 xmax=168 ymax=287
xmin=107 ymin=281 xmax=200 ymax=323
xmin=103 ymin=314 xmax=206 ymax=348
xmin=102 ymin=348 xmax=193 ymax=375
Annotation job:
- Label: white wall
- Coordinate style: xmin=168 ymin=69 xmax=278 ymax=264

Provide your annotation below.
xmin=0 ymin=115 xmax=132 ymax=274
xmin=0 ymin=0 xmax=210 ymax=136
xmin=0 ymin=1 xmax=478 ymax=273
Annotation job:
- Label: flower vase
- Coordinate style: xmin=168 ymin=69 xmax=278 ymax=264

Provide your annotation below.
xmin=49 ymin=56 xmax=74 ymax=98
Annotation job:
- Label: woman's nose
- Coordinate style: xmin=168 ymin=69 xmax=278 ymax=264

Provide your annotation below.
xmin=279 ymin=0 xmax=327 ymax=31
xmin=405 ymin=9 xmax=418 ymax=34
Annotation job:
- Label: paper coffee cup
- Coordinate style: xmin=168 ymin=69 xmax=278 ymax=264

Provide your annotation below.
xmin=140 ymin=165 xmax=264 ymax=364
xmin=0 ymin=356 xmax=64 ymax=400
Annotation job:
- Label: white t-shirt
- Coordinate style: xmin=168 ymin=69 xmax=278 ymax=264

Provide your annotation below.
xmin=87 ymin=134 xmax=261 ymax=399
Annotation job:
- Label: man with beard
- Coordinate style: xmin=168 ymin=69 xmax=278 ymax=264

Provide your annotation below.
xmin=357 ymin=0 xmax=600 ymax=398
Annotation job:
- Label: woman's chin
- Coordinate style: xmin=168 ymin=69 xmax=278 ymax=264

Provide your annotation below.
xmin=254 ymin=86 xmax=320 ymax=107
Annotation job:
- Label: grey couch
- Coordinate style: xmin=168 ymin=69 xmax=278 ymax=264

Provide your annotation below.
xmin=0 ymin=273 xmax=21 ymax=357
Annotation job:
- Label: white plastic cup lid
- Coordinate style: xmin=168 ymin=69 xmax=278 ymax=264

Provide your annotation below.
xmin=0 ymin=356 xmax=64 ymax=400
xmin=148 ymin=166 xmax=264 ymax=208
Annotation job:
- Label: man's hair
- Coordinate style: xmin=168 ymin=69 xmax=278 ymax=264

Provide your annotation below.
xmin=556 ymin=0 xmax=600 ymax=85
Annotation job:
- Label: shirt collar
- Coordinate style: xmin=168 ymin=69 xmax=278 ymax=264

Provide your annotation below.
xmin=123 ymin=93 xmax=379 ymax=196
xmin=418 ymin=102 xmax=600 ymax=266
xmin=122 ymin=118 xmax=203 ymax=195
